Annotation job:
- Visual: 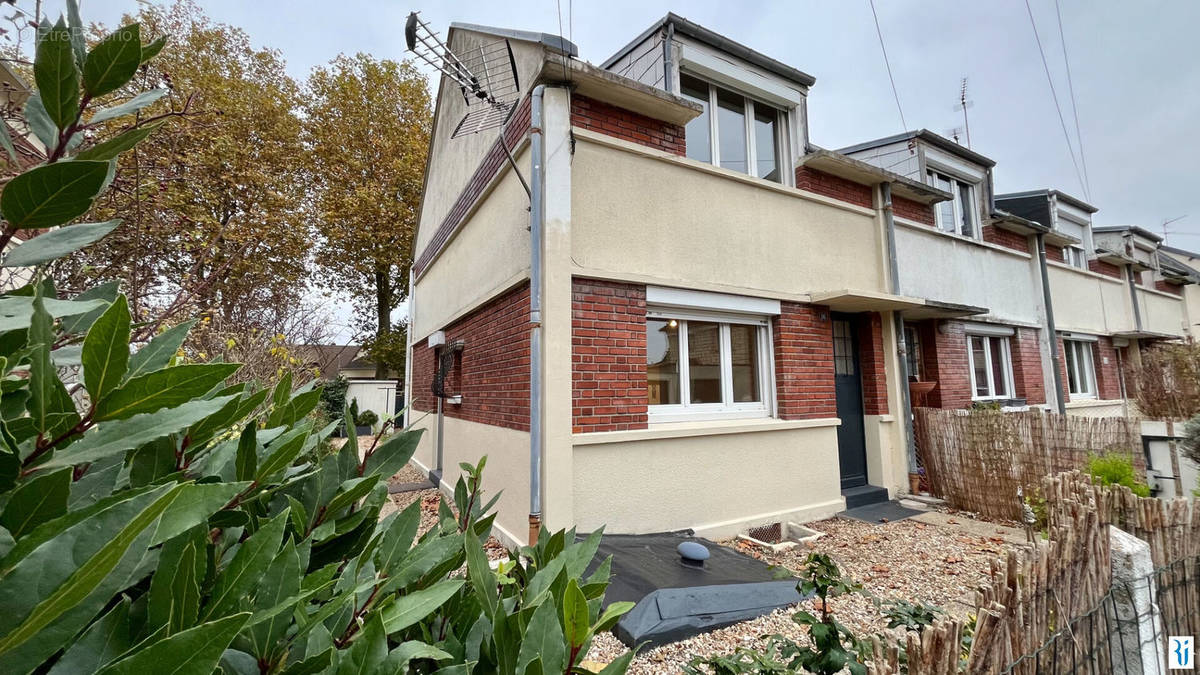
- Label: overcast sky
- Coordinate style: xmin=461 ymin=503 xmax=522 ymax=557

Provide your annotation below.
xmin=77 ymin=0 xmax=1200 ymax=338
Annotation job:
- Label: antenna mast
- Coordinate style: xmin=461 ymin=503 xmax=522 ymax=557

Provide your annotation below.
xmin=954 ymin=77 xmax=974 ymax=148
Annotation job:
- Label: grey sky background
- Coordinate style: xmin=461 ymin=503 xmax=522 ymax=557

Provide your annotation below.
xmin=76 ymin=0 xmax=1200 ymax=340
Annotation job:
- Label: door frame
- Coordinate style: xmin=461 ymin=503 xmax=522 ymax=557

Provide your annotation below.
xmin=831 ymin=312 xmax=869 ymax=489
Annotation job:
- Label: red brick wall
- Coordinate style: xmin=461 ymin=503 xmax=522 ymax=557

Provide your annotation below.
xmin=572 ymin=279 xmax=649 ymax=433
xmin=774 ymin=302 xmax=836 ymax=419
xmin=570 ymin=95 xmax=685 ymax=156
xmin=1094 ymin=336 xmax=1122 ymax=400
xmin=981 ymin=224 xmax=1031 ymax=254
xmin=857 ymin=312 xmax=888 ymax=415
xmin=409 ymin=283 xmax=531 ymax=431
xmin=1045 ymin=245 xmax=1065 ymax=263
xmin=414 ymin=96 xmax=532 ymax=277
xmin=1155 ymin=280 xmax=1183 ymax=295
xmin=893 ymin=196 xmax=935 ymax=226
xmin=1056 ymin=336 xmax=1071 ymax=404
xmin=916 ymin=320 xmax=972 ymax=409
xmin=795 ymin=167 xmax=873 ymax=209
xmin=1010 ymin=327 xmax=1045 ymax=405
xmin=1088 ymin=259 xmax=1122 ymax=279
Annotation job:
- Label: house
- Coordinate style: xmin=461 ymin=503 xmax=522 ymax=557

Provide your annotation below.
xmin=404 ymin=13 xmax=1195 ymax=547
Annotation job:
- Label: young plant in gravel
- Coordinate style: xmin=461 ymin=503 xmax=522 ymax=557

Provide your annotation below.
xmin=0 ymin=5 xmax=636 ymax=672
xmin=881 ymin=599 xmax=945 ymax=634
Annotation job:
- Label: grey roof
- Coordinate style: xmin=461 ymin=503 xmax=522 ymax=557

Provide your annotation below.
xmin=991 ymin=208 xmax=1049 ymax=233
xmin=837 ymin=129 xmax=996 ymax=169
xmin=600 ymin=12 xmax=816 ymax=88
xmin=1162 ymin=243 xmax=1200 ymax=259
xmin=1158 ymin=251 xmax=1200 ymax=283
xmin=995 ymin=188 xmax=1098 ymax=214
xmin=1093 ymin=225 xmax=1164 ymax=242
xmin=449 ymin=22 xmax=578 ymax=57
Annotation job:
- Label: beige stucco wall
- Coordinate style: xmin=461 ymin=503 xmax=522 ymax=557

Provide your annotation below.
xmin=414 ymin=30 xmax=548 ymax=256
xmin=411 ymin=152 xmax=532 ymax=340
xmin=1064 ymin=399 xmax=1129 ymax=419
xmin=569 ymin=135 xmax=886 ymax=299
xmin=1136 ymin=287 xmax=1188 ymax=337
xmin=409 ymin=414 xmax=531 ymax=548
xmin=571 ymin=420 xmax=844 ymax=538
xmin=1047 ymin=263 xmax=1133 ymax=335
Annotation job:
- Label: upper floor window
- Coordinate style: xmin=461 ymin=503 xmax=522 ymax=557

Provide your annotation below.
xmin=1063 ymin=339 xmax=1096 ymax=398
xmin=679 ymin=72 xmax=784 ymax=183
xmin=1065 ymin=245 xmax=1088 ymax=270
xmin=927 ymin=170 xmax=977 ymax=238
xmin=646 ymin=310 xmax=772 ymax=422
xmin=967 ymin=333 xmax=1013 ymax=400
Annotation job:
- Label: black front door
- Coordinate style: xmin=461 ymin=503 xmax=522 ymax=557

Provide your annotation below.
xmin=832 ymin=314 xmax=868 ymax=489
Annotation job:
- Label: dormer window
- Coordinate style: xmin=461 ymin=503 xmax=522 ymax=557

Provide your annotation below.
xmin=679 ymin=72 xmax=785 ymax=184
xmin=927 ymin=170 xmax=977 ymax=238
xmin=1055 ymin=214 xmax=1092 ymax=270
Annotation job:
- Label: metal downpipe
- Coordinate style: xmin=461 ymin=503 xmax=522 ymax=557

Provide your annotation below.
xmin=880 ymin=183 xmax=917 ymax=474
xmin=1037 ymin=232 xmax=1067 ymax=414
xmin=528 ymin=85 xmax=546 ymax=546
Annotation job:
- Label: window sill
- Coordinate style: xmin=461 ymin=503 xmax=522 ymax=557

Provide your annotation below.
xmin=573 ymin=417 xmax=841 ymax=445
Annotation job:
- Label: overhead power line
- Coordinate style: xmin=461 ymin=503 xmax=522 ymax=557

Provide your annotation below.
xmin=868 ymin=0 xmax=907 ymax=132
xmin=1024 ymin=0 xmax=1089 ymax=200
xmin=1054 ymin=0 xmax=1091 ymax=198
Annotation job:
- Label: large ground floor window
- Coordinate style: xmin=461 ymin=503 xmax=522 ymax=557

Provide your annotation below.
xmin=1064 ymin=339 xmax=1097 ymax=398
xmin=646 ymin=309 xmax=772 ymax=422
xmin=967 ymin=333 xmax=1014 ymax=400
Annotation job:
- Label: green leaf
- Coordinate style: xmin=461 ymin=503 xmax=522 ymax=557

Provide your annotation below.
xmin=95 ymin=612 xmax=251 ymax=675
xmin=60 ymin=280 xmax=120 ymax=335
xmin=127 ymin=319 xmax=194 ymax=378
xmin=254 ymin=427 xmax=308 ymax=483
xmin=37 ymin=395 xmax=238 ymax=469
xmin=95 ymin=363 xmax=240 ymax=421
xmin=89 ymin=88 xmax=168 ymax=125
xmin=128 ymin=437 xmax=176 ymax=487
xmin=81 ymin=293 xmax=130 ymax=401
xmin=247 ymin=539 xmax=301 ymax=659
xmin=152 ymin=481 xmax=247 ymax=546
xmin=0 ymin=161 xmax=111 ymax=229
xmin=324 ymin=476 xmax=380 ymax=516
xmin=337 ymin=612 xmax=387 ymax=675
xmin=28 ymin=295 xmax=76 ymax=439
xmin=64 ymin=0 xmax=87 ymax=66
xmin=385 ymin=641 xmax=452 ymax=671
xmin=595 ymin=649 xmax=636 ymax=674
xmin=83 ymin=24 xmax=142 ymax=98
xmin=0 ymin=295 xmax=107 ymax=335
xmin=23 ymin=95 xmax=57 ymax=150
xmin=562 ymin=578 xmax=590 ymax=648
xmin=0 ymin=467 xmax=70 ymax=538
xmin=374 ymin=500 xmax=420 ymax=575
xmin=75 ymin=123 xmax=160 ymax=161
xmin=0 ymin=484 xmax=175 ymax=672
xmin=46 ymin=596 xmax=131 ymax=675
xmin=4 ymin=221 xmax=122 ymax=268
xmin=517 ymin=598 xmax=565 ymax=675
xmin=465 ymin=527 xmax=498 ymax=618
xmin=140 ymin=36 xmax=167 ymax=65
xmin=362 ymin=428 xmax=423 ymax=479
xmin=34 ymin=20 xmax=80 ymax=131
xmin=204 ymin=509 xmax=288 ymax=619
xmin=147 ymin=525 xmax=205 ymax=636
xmin=380 ymin=579 xmax=465 ymax=633
xmin=593 ymin=601 xmax=634 ymax=633
xmin=0 ymin=117 xmax=18 ymax=164
xmin=235 ymin=422 xmax=257 ymax=482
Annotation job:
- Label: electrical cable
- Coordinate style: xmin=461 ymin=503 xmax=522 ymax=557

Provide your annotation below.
xmin=868 ymin=0 xmax=908 ymax=132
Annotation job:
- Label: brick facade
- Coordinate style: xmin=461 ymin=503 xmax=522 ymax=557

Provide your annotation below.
xmin=914 ymin=320 xmax=971 ymax=409
xmin=414 ymin=96 xmax=532 ymax=277
xmin=774 ymin=302 xmax=837 ymax=419
xmin=1094 ymin=336 xmax=1122 ymax=400
xmin=1156 ymin=280 xmax=1183 ymax=295
xmin=1045 ymin=245 xmax=1065 ymax=263
xmin=572 ymin=279 xmax=649 ymax=433
xmin=1088 ymin=259 xmax=1123 ymax=279
xmin=1010 ymin=327 xmax=1046 ymax=405
xmin=570 ymin=95 xmax=685 ymax=156
xmin=981 ymin=224 xmax=1031 ymax=254
xmin=857 ymin=313 xmax=888 ymax=415
xmin=410 ymin=283 xmax=531 ymax=431
xmin=795 ymin=167 xmax=873 ymax=209
xmin=893 ymin=196 xmax=935 ymax=226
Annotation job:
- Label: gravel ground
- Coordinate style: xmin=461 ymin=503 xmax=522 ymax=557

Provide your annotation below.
xmin=586 ymin=512 xmax=1022 ymax=674
xmin=381 ymin=463 xmax=508 ymax=560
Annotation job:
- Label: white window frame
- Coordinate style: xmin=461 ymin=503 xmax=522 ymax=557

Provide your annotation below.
xmin=966 ymin=333 xmax=1015 ymax=401
xmin=926 ymin=169 xmax=979 ymax=239
xmin=680 ymin=71 xmax=791 ymax=186
xmin=646 ymin=308 xmax=774 ymax=423
xmin=1064 ymin=339 xmax=1097 ymax=399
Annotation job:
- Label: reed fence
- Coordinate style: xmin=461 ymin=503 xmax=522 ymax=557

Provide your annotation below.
xmin=867 ymin=472 xmax=1199 ymax=674
xmin=915 ymin=407 xmax=1142 ymax=520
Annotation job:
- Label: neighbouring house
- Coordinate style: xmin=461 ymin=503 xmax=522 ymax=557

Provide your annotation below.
xmin=299 ymin=344 xmax=401 ymax=426
xmin=404 ymin=13 xmax=1197 ymax=547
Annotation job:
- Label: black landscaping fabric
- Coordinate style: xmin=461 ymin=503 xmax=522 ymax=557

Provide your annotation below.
xmin=587 ymin=532 xmax=806 ymax=647
xmin=839 ymin=500 xmax=924 ymax=524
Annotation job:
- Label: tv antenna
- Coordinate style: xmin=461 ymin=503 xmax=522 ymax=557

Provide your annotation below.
xmin=946 ymin=127 xmax=964 ymax=145
xmin=953 ymin=77 xmax=974 ymax=148
xmin=405 ymin=11 xmax=530 ymax=198
xmin=1161 ymin=214 xmax=1188 ymax=242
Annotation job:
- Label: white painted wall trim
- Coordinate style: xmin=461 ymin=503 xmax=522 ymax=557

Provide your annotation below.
xmin=646 ymin=285 xmax=781 ymax=316
xmin=677 ymin=41 xmax=807 ymax=107
xmin=1059 ymin=331 xmax=1100 ymax=342
xmin=572 ymin=417 xmax=840 ymax=445
xmin=962 ymin=321 xmax=1016 ymax=337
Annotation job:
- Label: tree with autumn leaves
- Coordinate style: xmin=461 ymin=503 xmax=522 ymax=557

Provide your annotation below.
xmin=304 ymin=54 xmax=431 ymax=379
